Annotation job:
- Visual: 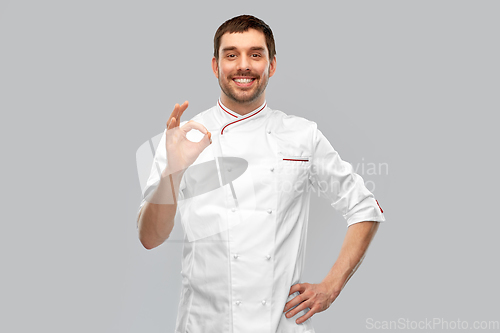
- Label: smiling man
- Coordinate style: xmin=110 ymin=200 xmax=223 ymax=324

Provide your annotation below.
xmin=213 ymin=27 xmax=275 ymax=112
xmin=137 ymin=15 xmax=385 ymax=333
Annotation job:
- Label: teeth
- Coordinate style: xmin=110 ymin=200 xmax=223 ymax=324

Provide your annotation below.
xmin=234 ymin=78 xmax=253 ymax=83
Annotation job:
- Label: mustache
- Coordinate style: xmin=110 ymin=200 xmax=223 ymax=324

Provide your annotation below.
xmin=230 ymin=72 xmax=260 ymax=79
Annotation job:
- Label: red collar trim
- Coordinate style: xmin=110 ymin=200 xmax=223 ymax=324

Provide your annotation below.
xmin=218 ymin=100 xmax=238 ymax=118
xmin=220 ymin=102 xmax=267 ymax=135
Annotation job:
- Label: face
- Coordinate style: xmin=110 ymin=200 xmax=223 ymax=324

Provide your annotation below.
xmin=212 ymin=29 xmax=276 ymax=111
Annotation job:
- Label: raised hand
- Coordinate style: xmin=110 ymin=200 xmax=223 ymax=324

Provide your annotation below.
xmin=162 ymin=101 xmax=212 ymax=177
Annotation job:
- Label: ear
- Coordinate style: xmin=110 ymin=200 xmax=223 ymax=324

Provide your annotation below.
xmin=268 ymin=56 xmax=277 ymax=78
xmin=211 ymin=57 xmax=219 ymax=78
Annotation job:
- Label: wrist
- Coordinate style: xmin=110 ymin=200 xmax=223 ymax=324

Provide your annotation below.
xmin=321 ymin=278 xmax=342 ymax=302
xmin=322 ymin=267 xmax=349 ymax=300
xmin=161 ymin=166 xmax=185 ymax=180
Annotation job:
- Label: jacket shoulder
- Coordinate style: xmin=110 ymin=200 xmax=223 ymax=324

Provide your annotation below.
xmin=268 ymin=109 xmax=318 ymax=134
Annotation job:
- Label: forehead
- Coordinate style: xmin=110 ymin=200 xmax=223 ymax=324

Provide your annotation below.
xmin=219 ymin=28 xmax=268 ymax=52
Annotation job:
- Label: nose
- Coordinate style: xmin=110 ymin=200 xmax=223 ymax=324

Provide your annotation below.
xmin=236 ymin=56 xmax=250 ymax=72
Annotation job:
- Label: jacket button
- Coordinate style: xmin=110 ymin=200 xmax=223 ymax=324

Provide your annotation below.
xmin=266 ymin=254 xmax=271 ymax=260
xmin=270 ymin=167 xmax=274 ymax=172
xmin=262 ymin=300 xmax=267 ymax=305
xmin=267 ymin=209 xmax=272 ymax=214
xmin=231 ymin=207 xmax=236 ymax=212
xmin=236 ymin=301 xmax=241 ymax=306
xmin=233 ymin=253 xmax=239 ymax=259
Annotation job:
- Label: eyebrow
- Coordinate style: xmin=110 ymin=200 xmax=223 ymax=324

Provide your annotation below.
xmin=249 ymin=47 xmax=266 ymax=52
xmin=221 ymin=46 xmax=266 ymax=53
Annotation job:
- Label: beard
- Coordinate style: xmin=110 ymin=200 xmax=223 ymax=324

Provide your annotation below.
xmin=218 ymin=69 xmax=270 ymax=105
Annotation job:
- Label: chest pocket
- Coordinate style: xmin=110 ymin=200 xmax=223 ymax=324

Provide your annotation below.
xmin=277 ymin=155 xmax=311 ymax=194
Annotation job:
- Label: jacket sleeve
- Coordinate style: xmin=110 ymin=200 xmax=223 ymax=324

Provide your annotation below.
xmin=136 ymin=128 xmax=187 ymax=225
xmin=309 ymin=125 xmax=385 ymax=226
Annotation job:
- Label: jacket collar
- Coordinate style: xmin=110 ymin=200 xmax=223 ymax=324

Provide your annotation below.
xmin=217 ymin=99 xmax=268 ymax=135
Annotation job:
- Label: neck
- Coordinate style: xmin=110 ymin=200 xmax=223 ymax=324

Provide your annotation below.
xmin=219 ymin=94 xmax=266 ymax=116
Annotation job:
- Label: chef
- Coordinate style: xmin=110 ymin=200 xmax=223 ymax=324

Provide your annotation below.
xmin=137 ymin=14 xmax=385 ymax=333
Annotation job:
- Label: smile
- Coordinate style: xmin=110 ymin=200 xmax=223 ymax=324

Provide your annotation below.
xmin=233 ymin=78 xmax=255 ymax=83
xmin=233 ymin=78 xmax=255 ymax=84
xmin=232 ymin=77 xmax=256 ymax=87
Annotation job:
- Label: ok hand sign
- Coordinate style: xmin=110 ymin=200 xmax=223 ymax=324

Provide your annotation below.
xmin=162 ymin=101 xmax=212 ymax=177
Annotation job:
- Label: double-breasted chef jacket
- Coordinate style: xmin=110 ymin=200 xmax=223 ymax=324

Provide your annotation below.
xmin=138 ymin=99 xmax=386 ymax=333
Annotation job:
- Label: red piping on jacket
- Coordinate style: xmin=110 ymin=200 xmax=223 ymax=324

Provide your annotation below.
xmin=220 ymin=103 xmax=267 ymax=135
xmin=283 ymin=158 xmax=309 ymax=162
xmin=218 ymin=100 xmax=238 ymax=118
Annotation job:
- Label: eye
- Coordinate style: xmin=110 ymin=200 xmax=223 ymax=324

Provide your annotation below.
xmin=227 ymin=54 xmax=236 ymax=58
xmin=251 ymin=53 xmax=262 ymax=58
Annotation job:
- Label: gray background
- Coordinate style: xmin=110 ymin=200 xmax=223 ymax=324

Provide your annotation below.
xmin=1 ymin=0 xmax=498 ymax=332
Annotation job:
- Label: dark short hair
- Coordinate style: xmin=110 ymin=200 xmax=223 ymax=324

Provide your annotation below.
xmin=213 ymin=15 xmax=276 ymax=62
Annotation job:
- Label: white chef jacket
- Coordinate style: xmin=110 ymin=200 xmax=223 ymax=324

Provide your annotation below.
xmin=138 ymin=100 xmax=385 ymax=333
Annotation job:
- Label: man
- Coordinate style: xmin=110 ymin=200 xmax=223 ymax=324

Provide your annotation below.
xmin=137 ymin=15 xmax=385 ymax=333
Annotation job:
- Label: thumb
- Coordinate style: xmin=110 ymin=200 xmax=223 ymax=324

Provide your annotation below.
xmin=197 ymin=131 xmax=212 ymax=151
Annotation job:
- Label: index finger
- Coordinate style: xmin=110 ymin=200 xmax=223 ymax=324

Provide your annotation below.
xmin=288 ymin=283 xmax=304 ymax=296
